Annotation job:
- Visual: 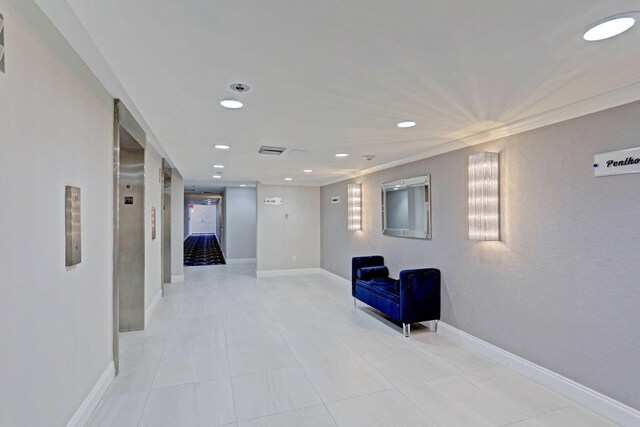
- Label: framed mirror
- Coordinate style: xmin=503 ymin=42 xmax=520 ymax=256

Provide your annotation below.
xmin=381 ymin=174 xmax=431 ymax=239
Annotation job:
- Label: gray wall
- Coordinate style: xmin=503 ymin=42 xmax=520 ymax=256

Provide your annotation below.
xmin=321 ymin=101 xmax=640 ymax=410
xmin=257 ymin=184 xmax=321 ymax=272
xmin=0 ymin=0 xmax=114 ymax=424
xmin=224 ymin=187 xmax=257 ymax=260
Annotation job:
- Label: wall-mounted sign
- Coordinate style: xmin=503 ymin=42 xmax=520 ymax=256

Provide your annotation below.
xmin=594 ymin=147 xmax=640 ymax=177
xmin=65 ymin=186 xmax=81 ymax=266
xmin=264 ymin=197 xmax=282 ymax=206
xmin=151 ymin=207 xmax=156 ymax=240
xmin=331 ymin=196 xmax=340 ymax=204
xmin=124 ymin=196 xmax=134 ymax=205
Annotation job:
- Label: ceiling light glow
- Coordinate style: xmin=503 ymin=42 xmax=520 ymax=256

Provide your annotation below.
xmin=214 ymin=144 xmax=231 ymax=150
xmin=213 ymin=165 xmax=225 ymax=169
xmin=303 ymin=169 xmax=313 ymax=173
xmin=584 ymin=16 xmax=635 ymax=41
xmin=240 ymin=184 xmax=247 ymax=187
xmin=212 ymin=175 xmax=222 ymax=179
xmin=397 ymin=121 xmax=416 ymax=128
xmin=284 ymin=177 xmax=293 ymax=181
xmin=335 ymin=153 xmax=349 ymax=158
xmin=219 ymin=99 xmax=243 ymax=109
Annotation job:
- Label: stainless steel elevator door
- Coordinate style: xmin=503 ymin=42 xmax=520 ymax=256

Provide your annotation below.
xmin=117 ymin=135 xmax=145 ymax=331
xmin=162 ymin=168 xmax=171 ymax=286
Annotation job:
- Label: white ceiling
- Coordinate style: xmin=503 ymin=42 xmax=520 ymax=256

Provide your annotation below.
xmin=62 ymin=0 xmax=640 ymax=186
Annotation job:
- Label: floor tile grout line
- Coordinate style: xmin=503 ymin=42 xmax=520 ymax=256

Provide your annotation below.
xmin=135 ymin=297 xmax=179 ymax=426
xmin=93 ymin=264 xmax=614 ymax=426
xmin=259 ymin=295 xmax=340 ymax=426
xmin=224 ymin=331 xmax=239 ymax=424
xmin=459 ymin=367 xmax=578 ymax=420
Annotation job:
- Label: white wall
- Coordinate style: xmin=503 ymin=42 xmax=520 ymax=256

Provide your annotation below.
xmin=0 ymin=1 xmax=113 ymax=425
xmin=190 ymin=204 xmax=217 ymax=234
xmin=224 ymin=187 xmax=257 ymax=261
xmin=171 ymin=169 xmax=184 ymax=279
xmin=144 ymin=145 xmax=163 ymax=310
xmin=256 ymin=184 xmax=320 ymax=272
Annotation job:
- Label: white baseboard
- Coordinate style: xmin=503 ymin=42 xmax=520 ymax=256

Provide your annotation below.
xmin=66 ymin=361 xmax=115 ymax=427
xmin=171 ymin=274 xmax=184 ymax=283
xmin=256 ymin=268 xmax=323 ymax=278
xmin=321 ymin=268 xmax=351 ymax=286
xmin=438 ymin=322 xmax=640 ymax=426
xmin=226 ymin=258 xmax=257 ymax=264
xmin=145 ymin=289 xmax=162 ymax=326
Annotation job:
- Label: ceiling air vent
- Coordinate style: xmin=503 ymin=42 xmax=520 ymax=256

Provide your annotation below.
xmin=258 ymin=146 xmax=287 ymax=155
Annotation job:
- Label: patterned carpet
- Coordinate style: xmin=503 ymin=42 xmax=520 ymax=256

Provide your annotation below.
xmin=183 ymin=234 xmax=226 ymax=266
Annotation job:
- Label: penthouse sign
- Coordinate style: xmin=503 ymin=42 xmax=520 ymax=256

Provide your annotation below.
xmin=594 ymin=147 xmax=640 ymax=177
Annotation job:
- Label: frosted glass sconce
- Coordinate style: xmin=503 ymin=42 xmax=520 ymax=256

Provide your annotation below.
xmin=468 ymin=152 xmax=499 ymax=240
xmin=347 ymin=183 xmax=362 ymax=231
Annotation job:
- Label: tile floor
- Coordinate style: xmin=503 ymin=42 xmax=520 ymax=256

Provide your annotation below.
xmin=87 ymin=264 xmax=618 ymax=426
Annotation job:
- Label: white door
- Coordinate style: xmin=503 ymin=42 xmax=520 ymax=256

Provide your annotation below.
xmin=190 ymin=205 xmax=217 ymax=234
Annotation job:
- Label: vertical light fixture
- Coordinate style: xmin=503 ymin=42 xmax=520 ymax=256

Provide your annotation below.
xmin=469 ymin=152 xmax=499 ymax=240
xmin=0 ymin=13 xmax=5 ymax=73
xmin=347 ymin=183 xmax=362 ymax=231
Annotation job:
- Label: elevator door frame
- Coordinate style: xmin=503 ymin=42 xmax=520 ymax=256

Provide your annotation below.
xmin=161 ymin=160 xmax=172 ymax=294
xmin=113 ymin=100 xmax=146 ymax=375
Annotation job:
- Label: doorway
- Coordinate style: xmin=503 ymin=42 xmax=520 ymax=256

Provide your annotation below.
xmin=113 ymin=100 xmax=146 ymax=374
xmin=190 ymin=204 xmax=217 ymax=234
xmin=184 ymin=195 xmax=225 ymax=265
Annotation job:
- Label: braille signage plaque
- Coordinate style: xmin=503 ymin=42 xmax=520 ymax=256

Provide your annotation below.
xmin=65 ymin=186 xmax=81 ymax=266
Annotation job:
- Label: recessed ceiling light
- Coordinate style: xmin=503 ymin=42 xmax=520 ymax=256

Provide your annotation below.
xmin=397 ymin=121 xmax=416 ymax=128
xmin=212 ymin=175 xmax=222 ymax=179
xmin=284 ymin=177 xmax=293 ymax=181
xmin=240 ymin=184 xmax=247 ymax=187
xmin=213 ymin=165 xmax=225 ymax=169
xmin=219 ymin=99 xmax=243 ymax=109
xmin=584 ymin=16 xmax=636 ymax=41
xmin=335 ymin=153 xmax=349 ymax=158
xmin=214 ymin=144 xmax=231 ymax=150
xmin=303 ymin=169 xmax=313 ymax=173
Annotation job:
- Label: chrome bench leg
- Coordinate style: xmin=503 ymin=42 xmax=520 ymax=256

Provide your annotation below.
xmin=403 ymin=323 xmax=410 ymax=338
xmin=353 ymin=297 xmax=357 ymax=307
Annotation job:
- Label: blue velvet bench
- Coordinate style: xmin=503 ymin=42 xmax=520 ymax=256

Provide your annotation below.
xmin=352 ymin=256 xmax=441 ymax=337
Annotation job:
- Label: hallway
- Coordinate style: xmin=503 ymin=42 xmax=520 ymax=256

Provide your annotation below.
xmin=183 ymin=234 xmax=226 ymax=266
xmin=87 ymin=266 xmax=615 ymax=426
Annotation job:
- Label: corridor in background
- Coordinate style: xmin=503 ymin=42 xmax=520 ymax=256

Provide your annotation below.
xmin=183 ymin=234 xmax=226 ymax=266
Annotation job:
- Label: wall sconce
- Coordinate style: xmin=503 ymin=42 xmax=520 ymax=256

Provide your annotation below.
xmin=347 ymin=183 xmax=362 ymax=231
xmin=468 ymin=152 xmax=499 ymax=240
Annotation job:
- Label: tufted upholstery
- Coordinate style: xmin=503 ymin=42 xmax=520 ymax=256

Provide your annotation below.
xmin=352 ymin=256 xmax=440 ymax=333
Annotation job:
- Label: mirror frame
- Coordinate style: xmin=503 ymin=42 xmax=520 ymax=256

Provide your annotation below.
xmin=381 ymin=174 xmax=431 ymax=239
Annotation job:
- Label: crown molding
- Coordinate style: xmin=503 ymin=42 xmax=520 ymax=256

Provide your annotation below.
xmin=321 ymin=82 xmax=640 ymax=186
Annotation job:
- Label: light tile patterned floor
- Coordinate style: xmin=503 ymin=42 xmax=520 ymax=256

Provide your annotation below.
xmin=87 ymin=264 xmax=618 ymax=426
